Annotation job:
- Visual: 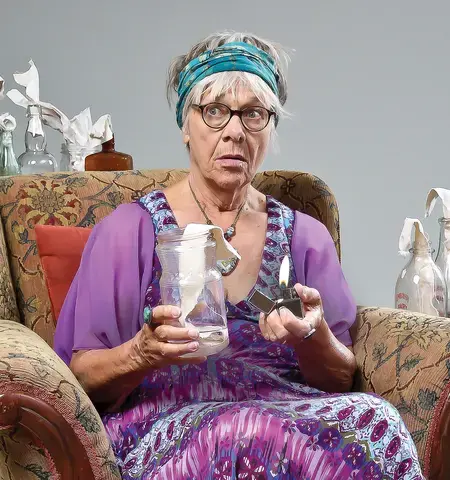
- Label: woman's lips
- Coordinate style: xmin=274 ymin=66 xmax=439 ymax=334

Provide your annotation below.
xmin=216 ymin=155 xmax=247 ymax=167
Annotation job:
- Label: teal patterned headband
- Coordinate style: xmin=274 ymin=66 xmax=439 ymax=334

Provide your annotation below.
xmin=176 ymin=42 xmax=279 ymax=128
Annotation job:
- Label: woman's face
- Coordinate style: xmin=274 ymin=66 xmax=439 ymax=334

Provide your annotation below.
xmin=185 ymin=86 xmax=272 ymax=190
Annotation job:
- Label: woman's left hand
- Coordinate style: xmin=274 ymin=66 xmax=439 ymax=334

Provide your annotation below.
xmin=259 ymin=283 xmax=324 ymax=347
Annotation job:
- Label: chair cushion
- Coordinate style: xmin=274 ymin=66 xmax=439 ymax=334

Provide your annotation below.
xmin=35 ymin=225 xmax=91 ymax=322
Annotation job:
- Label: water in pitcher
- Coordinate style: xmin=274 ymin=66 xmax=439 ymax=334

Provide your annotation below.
xmin=183 ymin=324 xmax=229 ymax=357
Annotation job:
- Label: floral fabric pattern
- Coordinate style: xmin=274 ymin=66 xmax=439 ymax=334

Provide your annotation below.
xmin=100 ymin=191 xmax=424 ymax=479
xmin=0 ymin=170 xmax=339 ymax=345
xmin=0 ymin=169 xmax=448 ymax=478
xmin=16 ymin=179 xmax=82 ymax=227
xmin=138 ymin=190 xmax=297 ymax=323
xmin=0 ymin=320 xmax=119 ymax=480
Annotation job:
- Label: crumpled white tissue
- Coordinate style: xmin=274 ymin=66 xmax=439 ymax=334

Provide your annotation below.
xmin=63 ymin=107 xmax=113 ymax=149
xmin=426 ymin=188 xmax=450 ymax=245
xmin=6 ymin=60 xmax=68 ymax=136
xmin=6 ymin=60 xmax=113 ymax=170
xmin=398 ymin=218 xmax=428 ymax=257
xmin=0 ymin=76 xmax=16 ymax=133
xmin=178 ymin=223 xmax=240 ymax=327
xmin=62 ymin=107 xmax=113 ymax=171
xmin=0 ymin=113 xmax=16 ymax=132
xmin=426 ymin=188 xmax=450 ymax=218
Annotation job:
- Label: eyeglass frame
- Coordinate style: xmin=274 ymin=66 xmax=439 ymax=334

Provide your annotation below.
xmin=191 ymin=102 xmax=277 ymax=132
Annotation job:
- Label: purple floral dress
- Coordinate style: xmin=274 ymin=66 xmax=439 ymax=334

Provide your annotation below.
xmin=98 ymin=191 xmax=423 ymax=480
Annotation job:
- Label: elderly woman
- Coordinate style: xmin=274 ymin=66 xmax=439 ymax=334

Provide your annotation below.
xmin=55 ymin=32 xmax=423 ymax=480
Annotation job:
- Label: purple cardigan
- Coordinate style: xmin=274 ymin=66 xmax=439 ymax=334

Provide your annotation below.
xmin=54 ymin=203 xmax=356 ymax=365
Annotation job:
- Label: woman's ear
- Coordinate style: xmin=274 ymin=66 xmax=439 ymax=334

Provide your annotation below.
xmin=182 ymin=121 xmax=190 ymax=149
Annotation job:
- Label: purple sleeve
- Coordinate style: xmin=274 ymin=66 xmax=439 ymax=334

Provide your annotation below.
xmin=291 ymin=211 xmax=356 ymax=346
xmin=54 ymin=203 xmax=155 ymax=365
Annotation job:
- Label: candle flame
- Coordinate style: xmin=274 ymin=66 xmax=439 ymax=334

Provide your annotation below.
xmin=279 ymin=255 xmax=290 ymax=287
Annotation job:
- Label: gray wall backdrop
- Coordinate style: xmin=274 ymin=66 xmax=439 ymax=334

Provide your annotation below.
xmin=2 ymin=1 xmax=450 ymax=308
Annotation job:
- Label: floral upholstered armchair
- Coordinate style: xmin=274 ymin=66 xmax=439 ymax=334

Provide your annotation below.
xmin=0 ymin=169 xmax=449 ymax=479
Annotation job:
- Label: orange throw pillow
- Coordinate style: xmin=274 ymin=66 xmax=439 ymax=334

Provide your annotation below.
xmin=35 ymin=225 xmax=92 ymax=323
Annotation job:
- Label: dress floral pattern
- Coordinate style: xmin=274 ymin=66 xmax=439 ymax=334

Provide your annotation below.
xmin=101 ymin=191 xmax=424 ymax=480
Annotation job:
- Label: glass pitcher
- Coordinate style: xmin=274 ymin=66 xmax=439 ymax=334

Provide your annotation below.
xmin=156 ymin=227 xmax=229 ymax=357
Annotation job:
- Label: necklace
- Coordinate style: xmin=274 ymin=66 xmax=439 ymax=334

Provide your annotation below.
xmin=189 ymin=181 xmax=245 ymax=276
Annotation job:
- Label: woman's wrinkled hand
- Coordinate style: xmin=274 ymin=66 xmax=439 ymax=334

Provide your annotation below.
xmin=130 ymin=305 xmax=207 ymax=370
xmin=259 ymin=284 xmax=324 ymax=347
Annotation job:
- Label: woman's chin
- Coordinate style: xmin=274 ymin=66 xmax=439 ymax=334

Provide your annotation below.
xmin=210 ymin=168 xmax=251 ymax=190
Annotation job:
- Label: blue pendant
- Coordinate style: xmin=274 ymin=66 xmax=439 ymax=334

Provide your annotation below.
xmin=225 ymin=226 xmax=235 ymax=240
xmin=217 ymin=257 xmax=238 ymax=276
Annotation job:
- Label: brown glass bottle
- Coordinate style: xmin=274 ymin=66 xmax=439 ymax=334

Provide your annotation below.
xmin=84 ymin=136 xmax=133 ymax=171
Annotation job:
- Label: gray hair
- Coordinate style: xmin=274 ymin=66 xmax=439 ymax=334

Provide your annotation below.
xmin=166 ymin=31 xmax=291 ymax=132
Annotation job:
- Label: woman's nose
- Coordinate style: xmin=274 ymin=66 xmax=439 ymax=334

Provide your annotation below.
xmin=222 ymin=114 xmax=246 ymax=143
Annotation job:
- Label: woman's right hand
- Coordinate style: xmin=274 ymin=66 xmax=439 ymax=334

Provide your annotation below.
xmin=131 ymin=305 xmax=207 ymax=370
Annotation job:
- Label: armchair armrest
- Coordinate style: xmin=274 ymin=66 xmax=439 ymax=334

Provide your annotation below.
xmin=0 ymin=320 xmax=119 ymax=480
xmin=353 ymin=307 xmax=450 ymax=480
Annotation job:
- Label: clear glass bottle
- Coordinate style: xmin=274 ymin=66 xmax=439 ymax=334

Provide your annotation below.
xmin=435 ymin=217 xmax=450 ymax=316
xmin=59 ymin=142 xmax=70 ymax=172
xmin=17 ymin=105 xmax=55 ymax=174
xmin=67 ymin=144 xmax=100 ymax=172
xmin=395 ymin=232 xmax=447 ymax=317
xmin=156 ymin=227 xmax=229 ymax=357
xmin=0 ymin=130 xmax=20 ymax=176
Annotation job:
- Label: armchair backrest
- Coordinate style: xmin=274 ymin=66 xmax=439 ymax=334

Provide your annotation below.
xmin=0 ymin=169 xmax=340 ymax=345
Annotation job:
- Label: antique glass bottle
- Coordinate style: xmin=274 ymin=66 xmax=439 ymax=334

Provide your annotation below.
xmin=17 ymin=105 xmax=55 ymax=174
xmin=395 ymin=232 xmax=447 ymax=317
xmin=84 ymin=135 xmax=133 ymax=171
xmin=155 ymin=228 xmax=229 ymax=357
xmin=59 ymin=142 xmax=70 ymax=172
xmin=435 ymin=218 xmax=450 ymax=316
xmin=0 ymin=130 xmax=20 ymax=176
xmin=67 ymin=144 xmax=100 ymax=171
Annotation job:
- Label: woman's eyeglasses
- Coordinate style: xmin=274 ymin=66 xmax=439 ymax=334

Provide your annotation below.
xmin=192 ymin=102 xmax=276 ymax=132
